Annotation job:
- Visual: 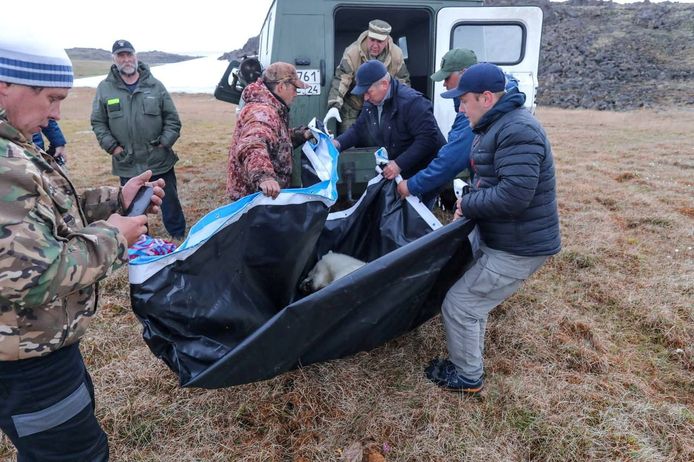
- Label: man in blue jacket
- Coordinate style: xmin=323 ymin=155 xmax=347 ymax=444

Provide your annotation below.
xmin=425 ymin=63 xmax=561 ymax=395
xmin=396 ymin=48 xmax=477 ymax=202
xmin=333 ymin=60 xmax=445 ymax=204
xmin=32 ymin=119 xmax=67 ymax=165
xmin=397 ymin=50 xmax=521 ymax=204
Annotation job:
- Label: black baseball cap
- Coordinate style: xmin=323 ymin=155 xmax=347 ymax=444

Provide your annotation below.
xmin=112 ymin=39 xmax=135 ymax=54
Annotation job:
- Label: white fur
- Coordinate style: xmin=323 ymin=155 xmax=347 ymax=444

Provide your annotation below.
xmin=301 ymin=251 xmax=366 ymax=292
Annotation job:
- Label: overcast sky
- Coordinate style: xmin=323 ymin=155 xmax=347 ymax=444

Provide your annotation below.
xmin=5 ymin=0 xmax=691 ymax=56
xmin=7 ymin=0 xmax=275 ymax=55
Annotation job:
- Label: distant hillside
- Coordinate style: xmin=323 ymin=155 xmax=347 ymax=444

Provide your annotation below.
xmin=222 ymin=1 xmax=693 ymax=111
xmin=218 ymin=36 xmax=259 ymax=62
xmin=67 ymin=48 xmax=200 ymax=64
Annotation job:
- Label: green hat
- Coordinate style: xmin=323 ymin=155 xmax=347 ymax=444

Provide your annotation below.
xmin=430 ymin=48 xmax=478 ymax=82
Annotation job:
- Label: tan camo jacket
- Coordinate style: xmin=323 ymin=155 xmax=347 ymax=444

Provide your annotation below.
xmin=327 ymin=31 xmax=410 ymax=114
xmin=0 ymin=110 xmax=128 ymax=361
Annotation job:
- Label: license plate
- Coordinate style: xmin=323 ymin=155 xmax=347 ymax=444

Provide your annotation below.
xmin=296 ymin=69 xmax=320 ymax=95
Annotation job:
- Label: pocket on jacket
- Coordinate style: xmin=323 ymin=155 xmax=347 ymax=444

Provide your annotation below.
xmin=143 ymin=96 xmax=161 ymax=116
xmin=106 ymin=99 xmax=123 ymax=119
xmin=49 ymin=187 xmax=74 ymax=215
xmin=106 ymin=108 xmax=124 ymax=119
xmin=148 ymin=144 xmax=173 ymax=169
xmin=115 ymin=149 xmax=134 ymax=166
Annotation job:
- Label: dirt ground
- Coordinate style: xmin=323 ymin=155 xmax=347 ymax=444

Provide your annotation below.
xmin=1 ymin=88 xmax=692 ymax=461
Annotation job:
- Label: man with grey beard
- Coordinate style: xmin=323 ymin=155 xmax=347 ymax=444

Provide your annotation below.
xmin=91 ymin=39 xmax=187 ymax=238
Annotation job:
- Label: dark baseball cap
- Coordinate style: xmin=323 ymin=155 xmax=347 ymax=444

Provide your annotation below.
xmin=112 ymin=39 xmax=135 ymax=54
xmin=441 ymin=62 xmax=506 ymax=99
xmin=351 ymin=60 xmax=388 ymax=96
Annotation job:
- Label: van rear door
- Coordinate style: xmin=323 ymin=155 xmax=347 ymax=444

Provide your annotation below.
xmin=434 ymin=6 xmax=543 ymax=137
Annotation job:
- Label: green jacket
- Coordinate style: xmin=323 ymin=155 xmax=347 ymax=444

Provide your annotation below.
xmin=91 ymin=62 xmax=182 ymax=178
xmin=0 ymin=109 xmax=128 ymax=361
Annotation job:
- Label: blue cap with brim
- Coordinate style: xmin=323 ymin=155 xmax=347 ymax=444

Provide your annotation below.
xmin=351 ymin=60 xmax=388 ymax=96
xmin=441 ymin=62 xmax=506 ymax=99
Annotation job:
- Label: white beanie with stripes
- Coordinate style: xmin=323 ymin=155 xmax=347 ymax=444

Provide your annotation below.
xmin=0 ymin=32 xmax=73 ymax=88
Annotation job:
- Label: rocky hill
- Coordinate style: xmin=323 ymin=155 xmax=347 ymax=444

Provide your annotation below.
xmin=488 ymin=0 xmax=694 ymax=110
xmin=223 ymin=0 xmax=693 ymax=111
xmin=67 ymin=48 xmax=199 ymax=64
xmin=218 ymin=36 xmax=259 ymax=62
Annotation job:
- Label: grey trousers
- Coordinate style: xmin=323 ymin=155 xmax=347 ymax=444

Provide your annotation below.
xmin=442 ymin=244 xmax=548 ymax=381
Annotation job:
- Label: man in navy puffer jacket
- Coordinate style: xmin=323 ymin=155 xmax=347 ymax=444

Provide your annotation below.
xmin=425 ymin=63 xmax=561 ymax=395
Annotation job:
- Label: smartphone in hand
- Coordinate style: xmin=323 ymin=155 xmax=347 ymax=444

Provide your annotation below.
xmin=125 ymin=186 xmax=154 ymax=217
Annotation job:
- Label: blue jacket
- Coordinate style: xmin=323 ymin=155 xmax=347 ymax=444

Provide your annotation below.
xmin=461 ymin=91 xmax=561 ymax=256
xmin=407 ymin=112 xmax=472 ymax=198
xmin=335 ymin=79 xmax=445 ymax=180
xmin=32 ymin=119 xmax=66 ymax=151
xmin=407 ymin=76 xmax=520 ymax=199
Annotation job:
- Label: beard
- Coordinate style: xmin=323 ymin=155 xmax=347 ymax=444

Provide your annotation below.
xmin=117 ymin=61 xmax=138 ymax=77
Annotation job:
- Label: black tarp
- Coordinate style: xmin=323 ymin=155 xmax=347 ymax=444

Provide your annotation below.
xmin=130 ymin=179 xmax=474 ymax=388
xmin=129 ymin=128 xmax=475 ymax=388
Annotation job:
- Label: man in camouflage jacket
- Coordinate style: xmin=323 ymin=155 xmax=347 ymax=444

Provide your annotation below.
xmin=327 ymin=19 xmax=410 ymax=134
xmin=227 ymin=62 xmax=310 ymax=200
xmin=0 ymin=33 xmax=163 ymax=461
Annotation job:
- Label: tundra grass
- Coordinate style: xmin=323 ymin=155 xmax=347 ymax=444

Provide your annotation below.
xmin=1 ymin=90 xmax=691 ymax=461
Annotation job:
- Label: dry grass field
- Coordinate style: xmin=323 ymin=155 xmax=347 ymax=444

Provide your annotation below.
xmin=71 ymin=59 xmax=115 ymax=78
xmin=1 ymin=88 xmax=692 ymax=461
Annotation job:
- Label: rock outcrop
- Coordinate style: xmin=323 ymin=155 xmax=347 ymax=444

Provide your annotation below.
xmin=488 ymin=0 xmax=694 ymax=110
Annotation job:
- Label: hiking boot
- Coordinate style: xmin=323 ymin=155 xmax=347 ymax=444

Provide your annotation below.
xmin=425 ymin=358 xmax=484 ymax=395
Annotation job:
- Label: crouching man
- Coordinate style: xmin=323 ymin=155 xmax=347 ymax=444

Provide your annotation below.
xmin=425 ymin=63 xmax=561 ymax=394
xmin=0 ymin=33 xmax=164 ymax=460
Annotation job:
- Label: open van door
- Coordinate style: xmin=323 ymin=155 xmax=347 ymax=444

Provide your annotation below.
xmin=434 ymin=6 xmax=543 ymax=137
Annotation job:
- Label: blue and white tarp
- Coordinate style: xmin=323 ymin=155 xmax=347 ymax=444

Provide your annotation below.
xmin=129 ymin=124 xmax=475 ymax=388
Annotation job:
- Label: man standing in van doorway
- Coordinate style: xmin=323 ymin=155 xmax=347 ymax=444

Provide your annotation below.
xmin=327 ymin=19 xmax=410 ymax=134
xmin=91 ymin=39 xmax=187 ymax=239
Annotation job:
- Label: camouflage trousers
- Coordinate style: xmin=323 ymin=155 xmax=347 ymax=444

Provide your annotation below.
xmin=0 ymin=343 xmax=109 ymax=461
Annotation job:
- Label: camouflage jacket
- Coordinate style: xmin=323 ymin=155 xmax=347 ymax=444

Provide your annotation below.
xmin=327 ymin=31 xmax=410 ymax=113
xmin=0 ymin=110 xmax=128 ymax=361
xmin=226 ymin=80 xmax=307 ymax=201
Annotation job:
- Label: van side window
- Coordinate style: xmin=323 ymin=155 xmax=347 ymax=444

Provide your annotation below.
xmin=452 ymin=23 xmax=525 ymax=64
